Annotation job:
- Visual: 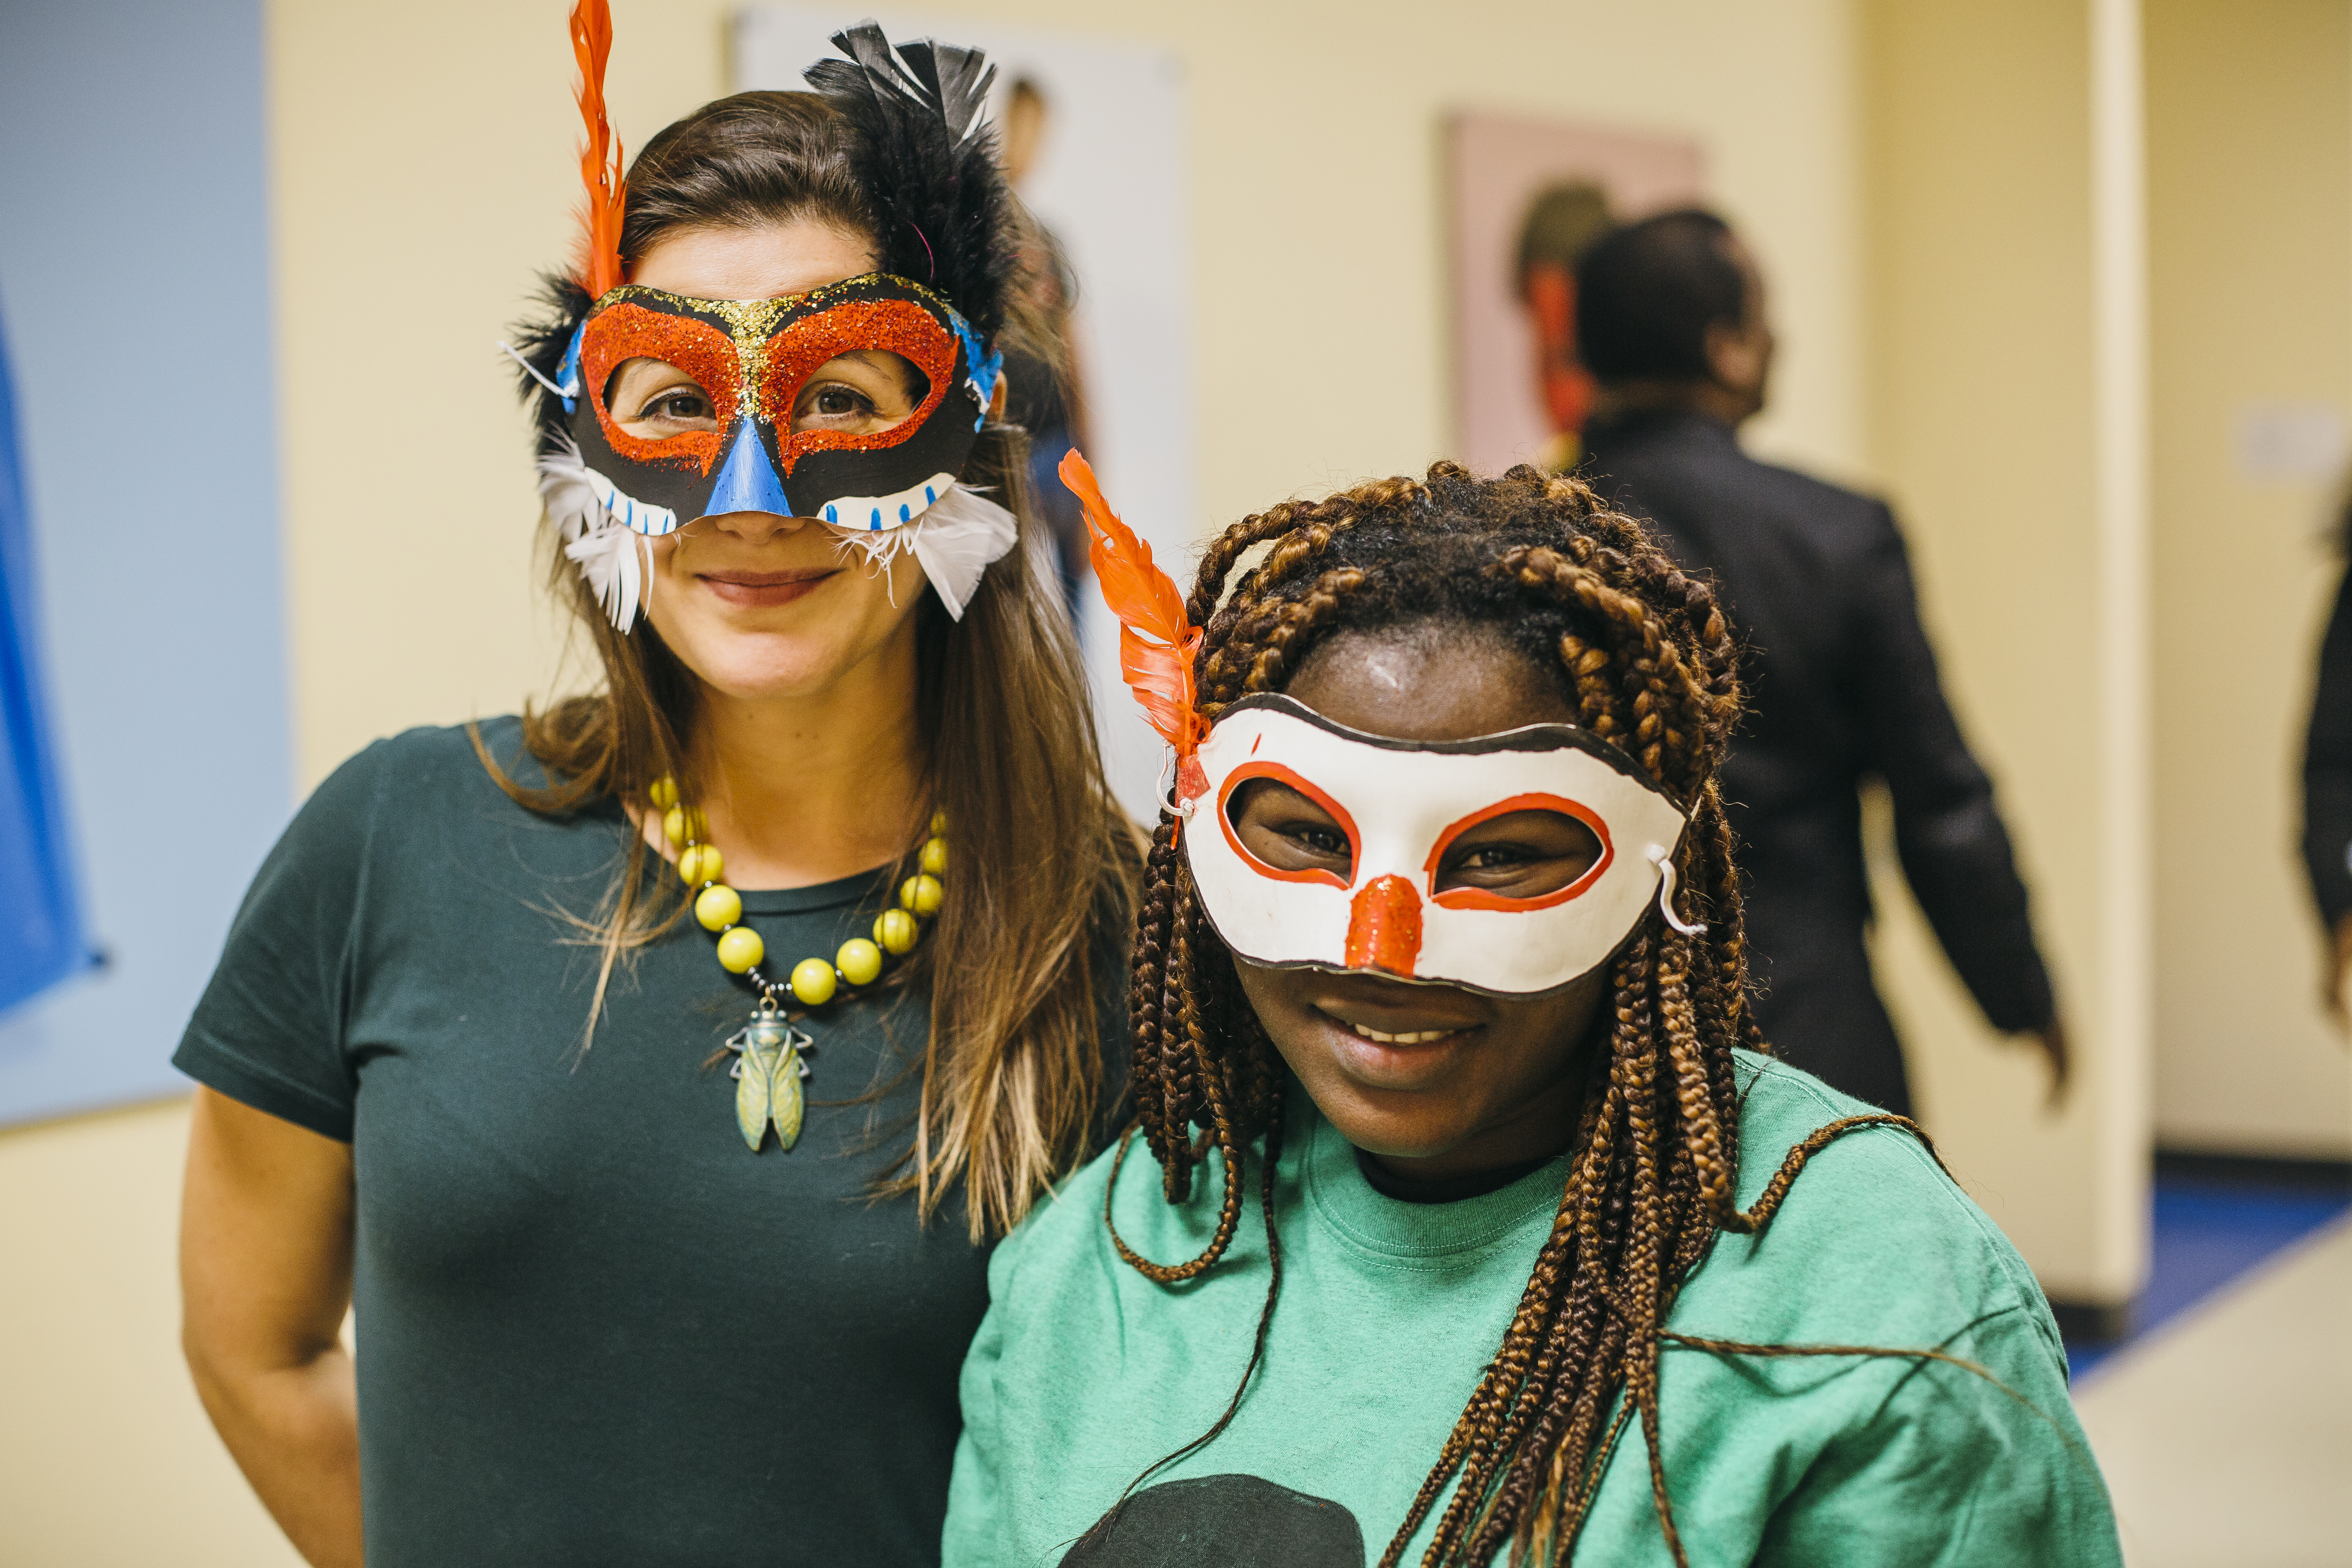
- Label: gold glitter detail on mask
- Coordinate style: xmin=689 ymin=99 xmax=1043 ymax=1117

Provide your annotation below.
xmin=709 ymin=300 xmax=787 ymax=421
xmin=586 ymin=274 xmax=971 ymax=430
xmin=592 ymin=272 xmax=959 ymax=319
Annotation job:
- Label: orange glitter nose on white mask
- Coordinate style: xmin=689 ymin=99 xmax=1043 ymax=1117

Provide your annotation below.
xmin=1182 ymin=695 xmax=1690 ymax=998
xmin=1344 ymin=875 xmax=1424 ymax=978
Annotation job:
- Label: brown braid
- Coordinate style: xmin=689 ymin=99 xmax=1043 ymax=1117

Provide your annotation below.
xmin=1112 ymin=462 xmax=1940 ymax=1566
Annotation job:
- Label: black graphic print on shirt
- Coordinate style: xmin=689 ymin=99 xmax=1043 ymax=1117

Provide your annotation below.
xmin=1063 ymin=1473 xmax=1365 ymax=1567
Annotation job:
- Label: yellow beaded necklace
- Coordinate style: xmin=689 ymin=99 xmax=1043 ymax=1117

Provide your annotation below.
xmin=648 ymin=775 xmax=946 ymax=1153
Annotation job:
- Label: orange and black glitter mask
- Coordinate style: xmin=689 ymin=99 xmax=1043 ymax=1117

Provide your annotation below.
xmin=555 ymin=272 xmax=1001 ymax=537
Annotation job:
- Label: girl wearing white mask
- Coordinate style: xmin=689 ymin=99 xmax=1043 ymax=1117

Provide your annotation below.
xmin=944 ymin=459 xmax=2117 ymax=1568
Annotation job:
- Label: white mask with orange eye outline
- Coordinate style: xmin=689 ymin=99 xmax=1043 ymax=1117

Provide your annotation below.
xmin=1180 ymin=694 xmax=1692 ymax=997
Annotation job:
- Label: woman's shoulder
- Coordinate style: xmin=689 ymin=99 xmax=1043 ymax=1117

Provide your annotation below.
xmin=1699 ymin=1051 xmax=2057 ymax=1352
xmin=325 ymin=715 xmax=542 ymax=792
xmin=1729 ymin=1050 xmax=1982 ymax=1216
xmin=995 ymin=1133 xmax=1128 ymax=1281
xmin=303 ymin=716 xmax=572 ymax=823
xmin=286 ymin=716 xmax=616 ymax=877
xmin=989 ymin=1127 xmax=1234 ymax=1307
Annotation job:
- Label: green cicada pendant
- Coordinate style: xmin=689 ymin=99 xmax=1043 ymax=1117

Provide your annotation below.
xmin=726 ymin=1002 xmax=814 ymax=1152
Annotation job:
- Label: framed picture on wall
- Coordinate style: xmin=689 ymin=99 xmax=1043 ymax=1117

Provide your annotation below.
xmin=1447 ymin=111 xmax=1704 ymax=477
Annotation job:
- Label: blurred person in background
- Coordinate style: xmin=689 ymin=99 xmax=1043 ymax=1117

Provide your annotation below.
xmin=997 ymin=75 xmax=1095 ymax=619
xmin=1513 ymin=180 xmax=1617 ymax=474
xmin=1572 ymin=209 xmax=2064 ymax=1118
xmin=2301 ymin=495 xmax=2352 ymax=1030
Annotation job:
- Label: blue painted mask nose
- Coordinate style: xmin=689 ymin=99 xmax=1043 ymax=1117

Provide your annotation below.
xmin=704 ymin=419 xmax=794 ymax=519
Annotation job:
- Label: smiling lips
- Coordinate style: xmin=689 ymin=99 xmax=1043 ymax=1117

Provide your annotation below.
xmin=1323 ymin=1002 xmax=1479 ymax=1091
xmin=1351 ymin=1024 xmax=1462 ymax=1045
xmin=699 ymin=566 xmax=835 ymax=608
xmin=1313 ymin=969 xmax=1485 ymax=1054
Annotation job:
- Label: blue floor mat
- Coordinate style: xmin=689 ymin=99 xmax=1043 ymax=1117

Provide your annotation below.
xmin=2066 ymin=1173 xmax=2351 ymax=1381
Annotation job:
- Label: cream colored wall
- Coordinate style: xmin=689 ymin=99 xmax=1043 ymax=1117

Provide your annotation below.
xmin=1857 ymin=0 xmax=2150 ymax=1303
xmin=271 ymin=0 xmax=737 ymax=786
xmin=0 ymin=1102 xmax=304 ymax=1567
xmin=2145 ymin=0 xmax=2352 ymax=1159
xmin=2 ymin=1 xmax=1876 ymax=1558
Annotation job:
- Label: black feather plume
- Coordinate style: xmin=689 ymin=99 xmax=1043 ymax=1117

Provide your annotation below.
xmin=511 ymin=273 xmax=593 ymax=453
xmin=806 ymin=21 xmax=1013 ymax=345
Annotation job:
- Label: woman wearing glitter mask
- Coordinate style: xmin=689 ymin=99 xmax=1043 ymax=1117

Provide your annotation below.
xmin=172 ymin=10 xmax=1135 ymax=1565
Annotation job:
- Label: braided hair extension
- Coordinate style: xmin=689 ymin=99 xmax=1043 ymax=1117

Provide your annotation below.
xmin=1108 ymin=461 xmax=1938 ymax=1566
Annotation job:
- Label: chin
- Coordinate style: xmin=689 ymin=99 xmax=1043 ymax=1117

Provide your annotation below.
xmin=1305 ymin=1076 xmax=1468 ymax=1162
xmin=649 ymin=605 xmax=904 ymax=699
xmin=688 ymin=646 xmax=861 ymax=702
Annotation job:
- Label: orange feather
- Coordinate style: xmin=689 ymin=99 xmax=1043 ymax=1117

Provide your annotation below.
xmin=1058 ymin=449 xmax=1202 ymax=761
xmin=570 ymin=0 xmax=626 ymax=299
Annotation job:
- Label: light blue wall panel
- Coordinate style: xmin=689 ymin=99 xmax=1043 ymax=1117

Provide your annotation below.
xmin=0 ymin=0 xmax=292 ymax=1123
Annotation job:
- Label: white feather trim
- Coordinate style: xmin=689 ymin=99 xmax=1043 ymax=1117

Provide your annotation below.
xmin=565 ymin=523 xmax=650 ymax=633
xmin=538 ymin=435 xmax=649 ymax=631
xmin=909 ymin=485 xmax=1018 ymax=619
xmin=538 ymin=438 xmax=1015 ymax=629
xmin=824 ymin=482 xmax=1017 ymax=620
xmin=537 ymin=433 xmax=601 ymax=544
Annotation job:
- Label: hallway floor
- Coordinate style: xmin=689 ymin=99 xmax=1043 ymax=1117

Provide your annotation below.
xmin=2067 ymin=1170 xmax=2350 ymax=1568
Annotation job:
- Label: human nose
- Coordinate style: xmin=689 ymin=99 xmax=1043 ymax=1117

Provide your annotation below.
xmin=703 ymin=508 xmax=810 ymax=542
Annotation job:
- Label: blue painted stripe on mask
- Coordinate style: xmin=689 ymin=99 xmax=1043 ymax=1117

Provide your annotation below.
xmin=556 ymin=320 xmax=585 ymax=414
xmin=707 ymin=421 xmax=791 ymax=518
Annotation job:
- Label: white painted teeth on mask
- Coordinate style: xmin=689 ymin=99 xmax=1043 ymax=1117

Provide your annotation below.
xmin=1351 ymin=1024 xmax=1459 ymax=1045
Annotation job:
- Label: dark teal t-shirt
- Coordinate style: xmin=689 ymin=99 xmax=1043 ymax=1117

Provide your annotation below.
xmin=175 ymin=719 xmax=1126 ymax=1566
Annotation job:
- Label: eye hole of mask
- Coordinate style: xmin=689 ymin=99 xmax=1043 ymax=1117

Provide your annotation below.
xmin=605 ymin=350 xmax=933 ymax=442
xmin=1229 ymin=780 xmax=1609 ymax=903
xmin=788 ymin=350 xmax=930 ymax=436
xmin=1430 ymin=807 xmax=1605 ymax=902
xmin=1229 ymin=776 xmax=1355 ymax=883
xmin=608 ymin=358 xmax=722 ymax=437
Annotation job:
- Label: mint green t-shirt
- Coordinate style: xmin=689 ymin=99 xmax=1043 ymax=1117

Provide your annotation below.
xmin=944 ymin=1052 xmax=2119 ymax=1567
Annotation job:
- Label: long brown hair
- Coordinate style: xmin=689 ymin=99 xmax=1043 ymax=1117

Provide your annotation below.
xmin=1113 ymin=462 xmax=1934 ymax=1562
xmin=483 ymin=91 xmax=1138 ymax=1239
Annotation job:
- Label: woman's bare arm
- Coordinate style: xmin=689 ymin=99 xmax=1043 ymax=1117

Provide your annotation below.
xmin=180 ymin=1086 xmax=362 ymax=1568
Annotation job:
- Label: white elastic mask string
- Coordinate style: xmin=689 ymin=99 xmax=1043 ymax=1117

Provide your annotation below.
xmin=1651 ymin=848 xmax=1708 ymax=938
xmin=498 ymin=339 xmax=577 ymax=401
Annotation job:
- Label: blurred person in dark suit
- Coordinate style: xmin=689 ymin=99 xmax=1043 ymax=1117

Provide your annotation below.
xmin=1571 ymin=208 xmax=2065 ymax=1116
xmin=2301 ymin=504 xmax=2352 ymax=1031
